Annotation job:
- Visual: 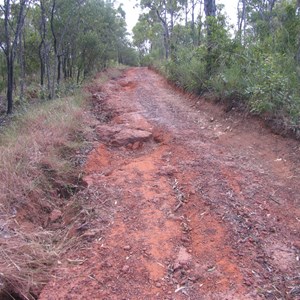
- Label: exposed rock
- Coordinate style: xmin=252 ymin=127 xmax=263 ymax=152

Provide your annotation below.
xmin=96 ymin=125 xmax=122 ymax=142
xmin=122 ymin=265 xmax=130 ymax=273
xmin=174 ymin=247 xmax=192 ymax=267
xmin=114 ymin=112 xmax=153 ymax=131
xmin=96 ymin=124 xmax=152 ymax=147
xmin=132 ymin=141 xmax=142 ymax=150
xmin=112 ymin=129 xmax=152 ymax=146
xmin=293 ymin=241 xmax=300 ymax=250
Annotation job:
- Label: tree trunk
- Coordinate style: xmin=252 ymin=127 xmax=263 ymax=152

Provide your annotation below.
xmin=191 ymin=0 xmax=196 ymax=44
xmin=7 ymin=56 xmax=13 ymax=114
xmin=77 ymin=68 xmax=81 ymax=85
xmin=297 ymin=0 xmax=300 ymax=64
xmin=2 ymin=0 xmax=27 ymax=114
xmin=156 ymin=5 xmax=170 ymax=60
xmin=45 ymin=45 xmax=51 ymax=98
xmin=57 ymin=55 xmax=61 ymax=84
xmin=4 ymin=0 xmax=12 ymax=114
xmin=238 ymin=0 xmax=246 ymax=42
xmin=204 ymin=0 xmax=216 ymax=77
xmin=39 ymin=0 xmax=46 ymax=87
xmin=39 ymin=42 xmax=45 ymax=86
xmin=19 ymin=27 xmax=25 ymax=102
xmin=185 ymin=0 xmax=188 ymax=26
xmin=50 ymin=0 xmax=57 ymax=99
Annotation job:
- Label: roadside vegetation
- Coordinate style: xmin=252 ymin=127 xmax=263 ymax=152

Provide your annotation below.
xmin=133 ymin=0 xmax=300 ymax=138
xmin=0 ymin=1 xmax=135 ymax=298
xmin=0 ymin=89 xmax=87 ymax=299
xmin=0 ymin=67 xmax=127 ymax=299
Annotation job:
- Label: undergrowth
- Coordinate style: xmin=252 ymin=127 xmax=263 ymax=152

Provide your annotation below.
xmin=0 ymin=68 xmax=125 ymax=299
xmin=157 ymin=45 xmax=300 ymax=139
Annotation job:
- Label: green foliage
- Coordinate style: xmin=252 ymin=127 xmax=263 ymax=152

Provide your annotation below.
xmin=133 ymin=13 xmax=165 ymax=62
xmin=0 ymin=0 xmax=136 ymax=113
xmin=245 ymin=53 xmax=299 ymax=118
xmin=136 ymin=0 xmax=300 ymax=132
xmin=163 ymin=46 xmax=206 ymax=93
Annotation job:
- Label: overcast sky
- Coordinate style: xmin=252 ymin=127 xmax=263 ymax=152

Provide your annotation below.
xmin=117 ymin=0 xmax=239 ymax=33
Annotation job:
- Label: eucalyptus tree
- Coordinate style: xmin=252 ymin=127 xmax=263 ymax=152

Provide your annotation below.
xmin=0 ymin=0 xmax=135 ymax=113
xmin=0 ymin=0 xmax=28 ymax=114
xmin=133 ymin=12 xmax=165 ymax=61
xmin=139 ymin=0 xmax=186 ymax=59
xmin=203 ymin=0 xmax=216 ymax=76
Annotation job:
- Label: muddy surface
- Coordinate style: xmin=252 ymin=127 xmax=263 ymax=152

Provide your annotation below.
xmin=40 ymin=68 xmax=300 ymax=299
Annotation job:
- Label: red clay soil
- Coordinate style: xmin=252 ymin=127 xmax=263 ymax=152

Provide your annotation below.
xmin=39 ymin=68 xmax=300 ymax=299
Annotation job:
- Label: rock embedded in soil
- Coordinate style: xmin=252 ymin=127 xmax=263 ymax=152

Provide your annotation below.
xmin=96 ymin=124 xmax=152 ymax=147
xmin=96 ymin=124 xmax=122 ymax=141
xmin=49 ymin=209 xmax=62 ymax=223
xmin=293 ymin=241 xmax=300 ymax=250
xmin=132 ymin=141 xmax=142 ymax=150
xmin=122 ymin=265 xmax=130 ymax=273
xmin=112 ymin=128 xmax=152 ymax=146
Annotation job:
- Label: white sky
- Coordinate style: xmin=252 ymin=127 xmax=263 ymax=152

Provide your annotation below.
xmin=117 ymin=0 xmax=239 ymax=33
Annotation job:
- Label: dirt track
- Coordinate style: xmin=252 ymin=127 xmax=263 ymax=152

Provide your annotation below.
xmin=40 ymin=67 xmax=300 ymax=299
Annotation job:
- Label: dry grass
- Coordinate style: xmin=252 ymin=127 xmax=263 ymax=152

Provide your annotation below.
xmin=0 ymin=93 xmax=88 ymax=299
xmin=0 ymin=67 xmax=127 ymax=299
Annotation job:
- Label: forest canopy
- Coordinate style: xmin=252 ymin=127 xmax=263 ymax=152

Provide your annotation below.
xmin=0 ymin=0 xmax=138 ymax=114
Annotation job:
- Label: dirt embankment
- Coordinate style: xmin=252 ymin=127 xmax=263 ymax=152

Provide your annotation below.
xmin=40 ymin=68 xmax=300 ymax=299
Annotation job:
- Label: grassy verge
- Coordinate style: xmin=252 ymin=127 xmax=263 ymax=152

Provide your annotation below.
xmin=0 ymin=93 xmax=87 ymax=299
xmin=0 ymin=67 xmax=126 ymax=299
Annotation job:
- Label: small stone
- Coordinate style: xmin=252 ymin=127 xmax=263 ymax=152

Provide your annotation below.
xmin=155 ymin=282 xmax=162 ymax=288
xmin=173 ymin=262 xmax=181 ymax=271
xmin=181 ymin=236 xmax=189 ymax=243
xmin=122 ymin=265 xmax=130 ymax=273
xmin=293 ymin=241 xmax=300 ymax=250
xmin=132 ymin=141 xmax=142 ymax=150
xmin=124 ymin=245 xmax=131 ymax=251
xmin=188 ymin=276 xmax=197 ymax=283
xmin=49 ymin=209 xmax=62 ymax=223
xmin=189 ymin=188 xmax=196 ymax=195
xmin=82 ymin=230 xmax=97 ymax=239
xmin=244 ymin=278 xmax=254 ymax=286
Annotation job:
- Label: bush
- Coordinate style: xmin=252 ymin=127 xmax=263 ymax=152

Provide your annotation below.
xmin=163 ymin=46 xmax=206 ymax=93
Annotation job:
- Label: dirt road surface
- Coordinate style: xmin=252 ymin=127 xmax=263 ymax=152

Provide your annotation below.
xmin=40 ymin=68 xmax=300 ymax=299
